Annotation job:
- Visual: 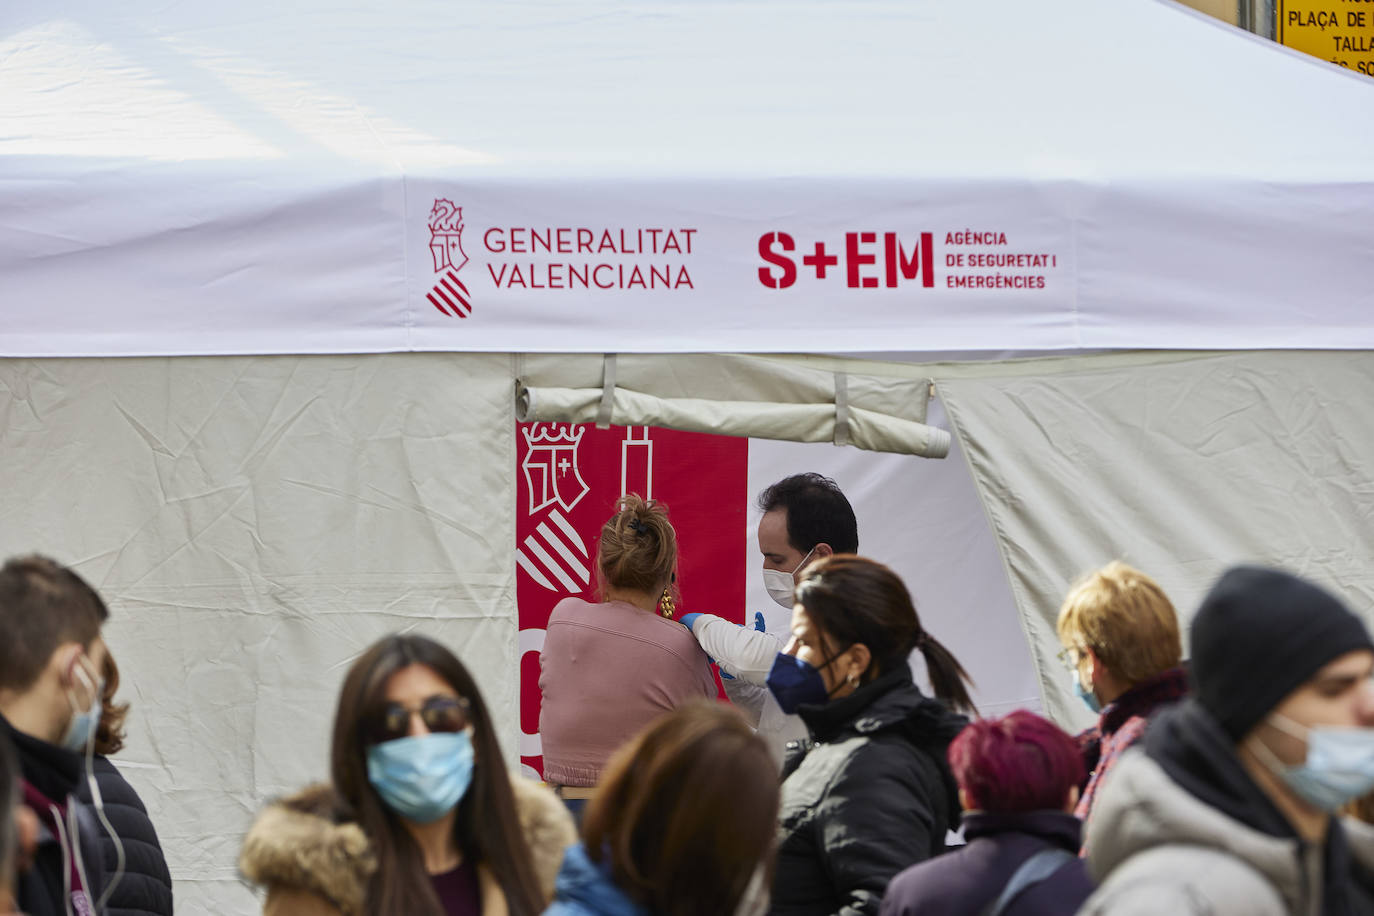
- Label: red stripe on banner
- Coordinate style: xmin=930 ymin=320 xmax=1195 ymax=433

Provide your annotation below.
xmin=515 ymin=423 xmax=748 ymax=779
xmin=440 ymin=276 xmax=471 ymax=315
xmin=447 ymin=271 xmax=471 ymax=296
xmin=432 ymin=284 xmax=466 ymax=318
xmin=427 ymin=292 xmax=452 ymax=316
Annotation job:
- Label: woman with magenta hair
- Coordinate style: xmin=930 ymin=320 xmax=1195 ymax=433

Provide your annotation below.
xmin=879 ymin=711 xmax=1094 ymax=916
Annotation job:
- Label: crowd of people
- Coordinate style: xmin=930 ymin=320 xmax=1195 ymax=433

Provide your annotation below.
xmin=2 ymin=473 xmax=1373 ymax=916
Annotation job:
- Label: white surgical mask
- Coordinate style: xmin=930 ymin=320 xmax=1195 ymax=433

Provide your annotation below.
xmin=762 ymin=547 xmax=817 ymax=609
xmin=1250 ymin=711 xmax=1374 ymax=812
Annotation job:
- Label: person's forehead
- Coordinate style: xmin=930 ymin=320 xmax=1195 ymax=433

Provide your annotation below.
xmin=1307 ymin=648 xmax=1374 ymax=685
xmin=759 ymin=507 xmax=788 ymax=533
xmin=759 ymin=508 xmax=796 ymax=548
xmin=383 ymin=663 xmax=458 ymax=703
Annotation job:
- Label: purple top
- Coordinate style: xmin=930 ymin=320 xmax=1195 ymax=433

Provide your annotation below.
xmin=431 ymin=859 xmax=480 ymax=916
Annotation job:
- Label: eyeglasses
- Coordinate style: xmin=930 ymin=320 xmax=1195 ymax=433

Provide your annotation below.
xmin=369 ymin=695 xmax=471 ymax=744
xmin=1056 ymin=647 xmax=1082 ymax=671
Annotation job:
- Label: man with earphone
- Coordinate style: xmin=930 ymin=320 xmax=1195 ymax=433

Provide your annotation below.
xmin=0 ymin=555 xmax=117 ymax=916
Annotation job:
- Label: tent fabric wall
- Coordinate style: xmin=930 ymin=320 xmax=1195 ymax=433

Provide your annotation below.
xmin=4 ymin=348 xmax=1372 ymax=912
xmin=935 ymin=349 xmax=1374 ymax=730
xmin=0 ymin=353 xmax=518 ymax=914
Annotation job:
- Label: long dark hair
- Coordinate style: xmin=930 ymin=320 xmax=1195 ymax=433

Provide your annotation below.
xmin=330 ymin=634 xmax=543 ymax=916
xmin=582 ymin=702 xmax=779 ymax=916
xmin=795 ymin=555 xmax=975 ymax=713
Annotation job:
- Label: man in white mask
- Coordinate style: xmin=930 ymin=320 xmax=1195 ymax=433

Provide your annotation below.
xmin=0 ymin=555 xmax=113 ymax=915
xmin=677 ymin=473 xmax=858 ymax=765
xmin=1081 ymin=566 xmax=1374 ymax=916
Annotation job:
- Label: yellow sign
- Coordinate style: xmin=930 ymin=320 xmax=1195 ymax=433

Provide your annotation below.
xmin=1276 ymin=0 xmax=1374 ymax=76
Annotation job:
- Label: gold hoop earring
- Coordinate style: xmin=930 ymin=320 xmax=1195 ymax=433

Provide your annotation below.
xmin=658 ymin=588 xmax=675 ymax=619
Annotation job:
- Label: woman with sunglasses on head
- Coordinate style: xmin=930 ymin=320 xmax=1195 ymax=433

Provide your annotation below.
xmin=766 ymin=555 xmax=976 ymax=916
xmin=538 ymin=495 xmax=715 ymax=812
xmin=241 ymin=634 xmax=575 ymax=916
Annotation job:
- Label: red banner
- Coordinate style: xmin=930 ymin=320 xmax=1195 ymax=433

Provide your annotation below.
xmin=516 ymin=422 xmax=748 ymax=778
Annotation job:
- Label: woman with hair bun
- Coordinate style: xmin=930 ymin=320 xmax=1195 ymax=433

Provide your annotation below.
xmin=768 ymin=555 xmax=975 ymax=916
xmin=539 ymin=495 xmax=715 ymax=810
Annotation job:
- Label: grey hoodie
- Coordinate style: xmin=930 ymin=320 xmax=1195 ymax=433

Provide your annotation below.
xmin=1082 ymin=746 xmax=1308 ymax=915
xmin=1081 ymin=700 xmax=1374 ymax=916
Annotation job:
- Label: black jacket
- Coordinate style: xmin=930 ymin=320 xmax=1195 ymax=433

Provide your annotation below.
xmin=73 ymin=755 xmax=174 ymax=916
xmin=769 ymin=667 xmax=968 ymax=916
xmin=879 ymin=810 xmax=1093 ymax=916
xmin=2 ymin=714 xmax=108 ymax=916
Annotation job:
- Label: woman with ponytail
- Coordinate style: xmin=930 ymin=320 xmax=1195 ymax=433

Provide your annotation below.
xmin=766 ymin=555 xmax=975 ymax=916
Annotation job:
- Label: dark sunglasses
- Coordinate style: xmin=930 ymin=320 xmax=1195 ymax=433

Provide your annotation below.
xmin=369 ymin=695 xmax=471 ymax=744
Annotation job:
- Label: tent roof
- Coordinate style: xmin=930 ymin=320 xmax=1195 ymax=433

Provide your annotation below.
xmin=5 ymin=0 xmax=1369 ymax=177
xmin=2 ymin=0 xmax=1372 ymax=356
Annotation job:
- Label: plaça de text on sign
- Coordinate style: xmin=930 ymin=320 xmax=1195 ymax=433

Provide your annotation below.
xmin=1276 ymin=0 xmax=1374 ymax=76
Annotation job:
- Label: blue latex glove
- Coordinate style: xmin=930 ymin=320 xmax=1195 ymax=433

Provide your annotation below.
xmin=678 ymin=612 xmax=703 ymax=631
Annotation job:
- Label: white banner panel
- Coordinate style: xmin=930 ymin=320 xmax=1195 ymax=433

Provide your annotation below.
xmin=3 ymin=0 xmax=1374 ymax=356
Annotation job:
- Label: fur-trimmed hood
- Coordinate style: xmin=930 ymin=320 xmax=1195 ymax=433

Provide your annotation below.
xmin=239 ymin=784 xmax=375 ymax=915
xmin=239 ymin=775 xmax=575 ymax=915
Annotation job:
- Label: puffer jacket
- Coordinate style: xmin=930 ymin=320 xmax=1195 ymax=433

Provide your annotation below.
xmin=1081 ymin=699 xmax=1374 ymax=916
xmin=4 ymin=715 xmax=108 ymax=916
xmin=240 ymin=775 xmax=576 ymax=916
xmin=769 ymin=667 xmax=968 ymax=916
xmin=72 ymin=755 xmax=174 ymax=916
xmin=543 ymin=843 xmax=650 ymax=916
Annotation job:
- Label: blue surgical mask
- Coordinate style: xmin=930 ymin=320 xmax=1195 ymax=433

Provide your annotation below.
xmin=60 ymin=658 xmax=103 ymax=753
xmin=1073 ymin=669 xmax=1101 ymax=715
xmin=766 ymin=649 xmax=846 ymax=715
xmin=1253 ymin=713 xmax=1374 ymax=812
xmin=367 ymin=730 xmax=474 ymax=823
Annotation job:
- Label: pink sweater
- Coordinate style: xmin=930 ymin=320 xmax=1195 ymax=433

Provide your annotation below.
xmin=539 ymin=597 xmax=716 ymax=786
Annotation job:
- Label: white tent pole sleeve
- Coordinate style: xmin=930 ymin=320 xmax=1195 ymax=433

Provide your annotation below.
xmin=514 ymin=382 xmax=951 ymax=458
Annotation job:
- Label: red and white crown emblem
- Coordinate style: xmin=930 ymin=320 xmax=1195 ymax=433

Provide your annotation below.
xmin=427 ymin=199 xmax=472 ymax=318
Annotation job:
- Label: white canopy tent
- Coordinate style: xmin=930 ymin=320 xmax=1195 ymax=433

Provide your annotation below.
xmin=2 ymin=0 xmax=1372 ymax=911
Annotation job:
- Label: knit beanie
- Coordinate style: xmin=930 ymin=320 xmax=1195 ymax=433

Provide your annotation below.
xmin=1190 ymin=566 xmax=1373 ymax=741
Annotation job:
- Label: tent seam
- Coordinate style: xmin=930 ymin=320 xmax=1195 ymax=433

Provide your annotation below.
xmin=400 ymin=173 xmax=415 ymax=349
xmin=933 ymin=379 xmax=1052 ymax=717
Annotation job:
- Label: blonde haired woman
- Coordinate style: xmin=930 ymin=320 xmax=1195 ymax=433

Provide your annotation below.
xmin=538 ymin=495 xmax=715 ymax=806
xmin=1056 ymin=560 xmax=1188 ymax=826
